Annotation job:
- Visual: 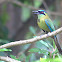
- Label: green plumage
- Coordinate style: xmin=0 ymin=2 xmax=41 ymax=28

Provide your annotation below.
xmin=37 ymin=13 xmax=55 ymax=32
xmin=33 ymin=10 xmax=62 ymax=54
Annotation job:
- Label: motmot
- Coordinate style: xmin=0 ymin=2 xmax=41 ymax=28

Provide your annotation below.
xmin=33 ymin=10 xmax=62 ymax=54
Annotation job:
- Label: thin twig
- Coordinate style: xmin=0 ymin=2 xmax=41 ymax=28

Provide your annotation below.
xmin=7 ymin=0 xmax=62 ymax=16
xmin=43 ymin=0 xmax=49 ymax=10
xmin=0 ymin=0 xmax=62 ymax=16
xmin=0 ymin=27 xmax=62 ymax=49
xmin=0 ymin=56 xmax=21 ymax=62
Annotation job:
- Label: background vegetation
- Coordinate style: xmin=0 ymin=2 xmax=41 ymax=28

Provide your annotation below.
xmin=0 ymin=0 xmax=62 ymax=62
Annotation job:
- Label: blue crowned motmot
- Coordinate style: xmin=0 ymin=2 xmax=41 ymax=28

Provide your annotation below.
xmin=33 ymin=10 xmax=62 ymax=54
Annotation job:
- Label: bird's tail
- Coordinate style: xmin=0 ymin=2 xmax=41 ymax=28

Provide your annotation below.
xmin=52 ymin=36 xmax=62 ymax=54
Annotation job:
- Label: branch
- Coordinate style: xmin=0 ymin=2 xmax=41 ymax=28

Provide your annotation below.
xmin=43 ymin=0 xmax=49 ymax=10
xmin=7 ymin=0 xmax=62 ymax=16
xmin=0 ymin=27 xmax=62 ymax=49
xmin=0 ymin=0 xmax=6 ymax=4
xmin=0 ymin=56 xmax=21 ymax=62
xmin=0 ymin=0 xmax=62 ymax=16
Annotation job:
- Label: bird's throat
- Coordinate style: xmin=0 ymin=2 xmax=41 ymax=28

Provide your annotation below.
xmin=38 ymin=14 xmax=45 ymax=19
xmin=38 ymin=14 xmax=49 ymax=20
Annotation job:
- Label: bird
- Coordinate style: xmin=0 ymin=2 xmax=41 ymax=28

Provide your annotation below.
xmin=33 ymin=10 xmax=62 ymax=54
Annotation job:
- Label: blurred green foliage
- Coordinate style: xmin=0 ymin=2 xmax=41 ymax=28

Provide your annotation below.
xmin=23 ymin=25 xmax=61 ymax=62
xmin=0 ymin=4 xmax=9 ymax=60
xmin=0 ymin=0 xmax=62 ymax=62
xmin=21 ymin=0 xmax=42 ymax=22
xmin=34 ymin=0 xmax=43 ymax=8
xmin=40 ymin=58 xmax=62 ymax=62
xmin=21 ymin=7 xmax=31 ymax=22
xmin=0 ymin=4 xmax=8 ymax=40
xmin=10 ymin=55 xmax=21 ymax=61
xmin=25 ymin=26 xmax=37 ymax=39
xmin=1 ymin=4 xmax=9 ymax=25
xmin=0 ymin=48 xmax=12 ymax=52
xmin=0 ymin=61 xmax=5 ymax=62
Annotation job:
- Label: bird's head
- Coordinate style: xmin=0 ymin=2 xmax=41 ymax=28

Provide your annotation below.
xmin=32 ymin=10 xmax=47 ymax=16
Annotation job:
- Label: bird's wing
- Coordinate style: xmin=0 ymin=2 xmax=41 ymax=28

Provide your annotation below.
xmin=45 ymin=19 xmax=55 ymax=32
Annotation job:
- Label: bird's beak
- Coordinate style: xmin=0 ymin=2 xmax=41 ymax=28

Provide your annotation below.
xmin=32 ymin=11 xmax=39 ymax=14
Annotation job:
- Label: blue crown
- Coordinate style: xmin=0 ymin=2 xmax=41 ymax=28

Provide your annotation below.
xmin=38 ymin=10 xmax=47 ymax=13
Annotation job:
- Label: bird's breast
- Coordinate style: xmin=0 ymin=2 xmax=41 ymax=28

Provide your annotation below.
xmin=37 ymin=18 xmax=50 ymax=32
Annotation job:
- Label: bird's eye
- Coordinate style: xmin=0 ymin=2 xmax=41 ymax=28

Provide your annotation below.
xmin=38 ymin=11 xmax=44 ymax=14
xmin=41 ymin=12 xmax=43 ymax=13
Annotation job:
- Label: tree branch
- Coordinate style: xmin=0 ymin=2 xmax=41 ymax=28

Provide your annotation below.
xmin=0 ymin=56 xmax=21 ymax=62
xmin=7 ymin=0 xmax=62 ymax=16
xmin=0 ymin=0 xmax=6 ymax=4
xmin=0 ymin=0 xmax=62 ymax=16
xmin=0 ymin=27 xmax=62 ymax=49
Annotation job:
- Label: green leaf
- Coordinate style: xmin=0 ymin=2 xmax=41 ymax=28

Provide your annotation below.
xmin=40 ymin=58 xmax=62 ymax=62
xmin=21 ymin=7 xmax=31 ymax=22
xmin=53 ymin=40 xmax=55 ymax=49
xmin=29 ymin=26 xmax=36 ymax=35
xmin=10 ymin=55 xmax=20 ymax=61
xmin=52 ymin=48 xmax=58 ymax=55
xmin=25 ymin=32 xmax=33 ymax=39
xmin=28 ymin=48 xmax=49 ymax=55
xmin=10 ymin=55 xmax=16 ymax=59
xmin=19 ymin=53 xmax=26 ymax=61
xmin=48 ymin=43 xmax=53 ymax=48
xmin=54 ymin=58 xmax=62 ymax=62
xmin=1 ymin=12 xmax=9 ymax=25
xmin=0 ymin=48 xmax=12 ymax=52
xmin=28 ymin=48 xmax=41 ymax=53
xmin=34 ymin=0 xmax=43 ymax=8
xmin=40 ymin=58 xmax=48 ymax=62
xmin=40 ymin=40 xmax=49 ymax=48
xmin=25 ymin=53 xmax=32 ymax=62
xmin=40 ymin=40 xmax=53 ymax=50
xmin=57 ymin=53 xmax=61 ymax=58
xmin=39 ymin=49 xmax=48 ymax=54
xmin=1 ymin=4 xmax=9 ymax=25
xmin=53 ymin=20 xmax=61 ymax=27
